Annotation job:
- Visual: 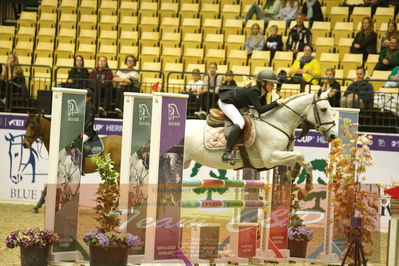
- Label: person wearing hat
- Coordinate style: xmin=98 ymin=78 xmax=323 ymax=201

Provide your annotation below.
xmin=83 ymin=90 xmax=97 ymax=147
xmin=218 ymin=69 xmax=285 ymax=163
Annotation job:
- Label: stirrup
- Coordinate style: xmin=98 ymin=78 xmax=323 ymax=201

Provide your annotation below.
xmin=222 ymin=152 xmax=241 ymax=163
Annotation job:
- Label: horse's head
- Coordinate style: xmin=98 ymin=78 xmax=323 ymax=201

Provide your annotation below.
xmin=23 ymin=112 xmax=42 ymax=149
xmin=306 ymin=89 xmax=337 ymax=142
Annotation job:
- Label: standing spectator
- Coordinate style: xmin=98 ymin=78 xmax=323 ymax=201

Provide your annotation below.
xmin=374 ymin=37 xmax=399 ymax=71
xmin=301 ymin=0 xmax=324 ymax=25
xmin=185 ymin=68 xmax=204 ymax=116
xmin=286 ymin=13 xmax=312 ymax=54
xmin=0 ymin=53 xmax=27 ymax=104
xmin=350 ymin=17 xmax=377 ymax=61
xmin=65 ymin=55 xmax=89 ymax=89
xmin=223 ymin=70 xmax=237 ymax=87
xmin=320 ymin=68 xmax=341 ymax=107
xmin=238 ymin=0 xmax=281 ymax=26
xmin=113 ymin=55 xmax=140 ymax=117
xmin=288 ymin=45 xmax=321 ymax=90
xmin=279 ymin=0 xmax=299 ymax=28
xmin=201 ymin=62 xmax=223 ymax=115
xmin=89 ymin=56 xmax=113 ymax=117
xmin=245 ymin=23 xmax=265 ymax=57
xmin=380 ymin=21 xmax=398 ymax=51
xmin=264 ymin=25 xmax=284 ymax=60
xmin=340 ymin=66 xmax=374 ymax=108
xmin=382 ymin=65 xmax=399 ymax=88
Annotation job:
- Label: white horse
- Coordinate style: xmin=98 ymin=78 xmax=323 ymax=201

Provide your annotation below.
xmin=183 ymin=90 xmax=337 ymax=176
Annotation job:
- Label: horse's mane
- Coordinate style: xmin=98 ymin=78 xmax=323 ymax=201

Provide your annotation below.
xmin=284 ymin=92 xmax=310 ymax=103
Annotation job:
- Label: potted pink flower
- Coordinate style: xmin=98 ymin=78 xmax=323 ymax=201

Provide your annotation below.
xmin=6 ymin=228 xmax=59 ymax=266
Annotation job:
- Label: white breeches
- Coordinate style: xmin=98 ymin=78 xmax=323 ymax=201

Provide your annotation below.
xmin=83 ymin=134 xmax=90 ymax=143
xmin=218 ymin=99 xmax=245 ymax=129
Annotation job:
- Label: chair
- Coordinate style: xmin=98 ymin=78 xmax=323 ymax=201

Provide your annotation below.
xmin=206 ymin=49 xmax=226 ymax=66
xmin=200 ymin=4 xmax=219 ymax=22
xmin=0 ymin=40 xmax=13 ymax=55
xmin=203 ymin=19 xmax=223 ymax=35
xmin=183 ymin=47 xmax=204 ymax=65
xmin=182 ymin=33 xmax=202 ymax=49
xmin=225 ymin=34 xmax=245 ymax=54
xmin=54 ymin=57 xmax=74 ymax=76
xmin=0 ymin=26 xmax=15 ymax=41
xmin=216 ymin=64 xmax=228 ymax=74
xmin=99 ymin=15 xmax=118 ymax=31
xmin=272 ymin=51 xmax=293 ymax=71
xmin=160 ymin=17 xmax=180 ymax=33
xmin=76 ymin=43 xmax=96 ymax=59
xmin=370 ymin=70 xmax=391 ymax=90
xmin=253 ymin=66 xmax=273 ymax=76
xmin=140 ymin=46 xmax=161 ymax=66
xmin=78 ymin=14 xmax=97 ymax=30
xmin=139 ymin=31 xmax=160 ymax=48
xmin=14 ymin=40 xmax=34 ymax=57
xmin=336 ymin=38 xmax=354 ymax=60
xmin=119 ymin=16 xmax=138 ymax=31
xmin=38 ymin=12 xmax=57 ymax=28
xmin=244 ymin=20 xmax=264 ymax=37
xmin=319 ymin=53 xmax=339 ymax=74
xmin=332 ymin=22 xmax=354 ymax=45
xmin=180 ymin=3 xmax=199 ymax=18
xmin=18 ymin=11 xmax=37 ymax=27
xmin=77 ymin=29 xmax=97 ymax=44
xmin=221 ymin=4 xmax=241 ymax=21
xmin=166 ymin=78 xmax=185 ymax=93
xmin=374 ymin=7 xmax=394 ymax=31
xmin=181 ymin=18 xmax=201 ymax=35
xmin=327 ymin=6 xmax=349 ymax=26
xmin=311 ymin=21 xmax=331 ymax=39
xmin=227 ymin=49 xmax=247 ymax=66
xmin=97 ymin=44 xmax=117 ymax=60
xmin=58 ymin=13 xmax=77 ymax=30
xmin=280 ymin=83 xmax=301 ymax=97
xmin=99 ymin=0 xmax=118 ymax=16
xmin=16 ymin=26 xmax=35 ymax=42
xmin=119 ymin=1 xmax=138 ymax=17
xmin=314 ymin=37 xmax=334 ymax=57
xmin=37 ymin=27 xmax=56 ymax=43
xmin=266 ymin=20 xmax=286 ymax=37
xmin=39 ymin=0 xmax=57 ymax=14
xmin=340 ymin=53 xmax=363 ymax=76
xmin=230 ymin=65 xmax=250 ymax=83
xmin=204 ymin=34 xmax=224 ymax=54
xmin=364 ymin=54 xmax=379 ymax=72
xmin=139 ymin=16 xmax=159 ymax=33
xmin=141 ymin=77 xmax=162 ymax=93
xmin=79 ymin=0 xmax=97 ymax=15
xmin=141 ymin=62 xmax=162 ymax=79
xmin=159 ymin=2 xmax=179 ymax=20
xmin=164 ymin=62 xmax=184 ymax=79
xmin=249 ymin=50 xmax=271 ymax=72
xmin=185 ymin=63 xmax=205 ymax=73
xmin=59 ymin=0 xmax=78 ymax=14
xmin=117 ymin=30 xmax=138 ymax=47
xmin=161 ymin=47 xmax=182 ymax=65
xmin=223 ymin=19 xmax=243 ymax=36
xmin=55 ymin=42 xmax=75 ymax=59
xmin=160 ymin=32 xmax=181 ymax=48
xmin=350 ymin=7 xmax=371 ymax=30
xmin=138 ymin=1 xmax=158 ymax=17
xmin=98 ymin=30 xmax=118 ymax=46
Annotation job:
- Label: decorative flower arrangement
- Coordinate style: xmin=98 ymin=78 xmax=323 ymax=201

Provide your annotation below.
xmin=288 ymin=225 xmax=313 ymax=241
xmin=85 ymin=154 xmax=141 ymax=249
xmin=6 ymin=228 xmax=59 ymax=248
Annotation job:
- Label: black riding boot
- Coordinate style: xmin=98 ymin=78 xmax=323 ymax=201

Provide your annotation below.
xmin=32 ymin=190 xmax=46 ymax=213
xmin=222 ymin=124 xmax=242 ymax=162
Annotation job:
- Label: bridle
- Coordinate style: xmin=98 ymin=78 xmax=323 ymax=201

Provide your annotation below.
xmin=24 ymin=116 xmax=42 ymax=146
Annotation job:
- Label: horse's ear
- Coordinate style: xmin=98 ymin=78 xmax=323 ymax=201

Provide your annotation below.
xmin=317 ymin=88 xmax=322 ymax=98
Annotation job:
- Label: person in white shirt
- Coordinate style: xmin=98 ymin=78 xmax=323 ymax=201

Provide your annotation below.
xmin=113 ymin=55 xmax=140 ymax=116
xmin=185 ymin=68 xmax=205 ymax=118
xmin=279 ymin=0 xmax=299 ymax=27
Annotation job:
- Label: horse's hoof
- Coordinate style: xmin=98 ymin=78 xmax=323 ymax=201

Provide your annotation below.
xmin=32 ymin=208 xmax=39 ymax=214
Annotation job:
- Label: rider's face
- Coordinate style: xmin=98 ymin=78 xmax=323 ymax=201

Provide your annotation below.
xmin=266 ymin=81 xmax=274 ymax=92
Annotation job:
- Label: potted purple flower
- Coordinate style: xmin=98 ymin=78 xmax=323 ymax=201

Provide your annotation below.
xmin=85 ymin=155 xmax=141 ymax=265
xmin=5 ymin=228 xmax=59 ymax=266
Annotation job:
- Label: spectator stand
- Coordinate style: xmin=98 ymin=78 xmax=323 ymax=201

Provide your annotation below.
xmin=0 ymin=63 xmax=8 ymax=111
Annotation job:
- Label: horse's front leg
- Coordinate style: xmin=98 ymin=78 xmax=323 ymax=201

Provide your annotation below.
xmin=270 ymin=151 xmax=312 ymax=179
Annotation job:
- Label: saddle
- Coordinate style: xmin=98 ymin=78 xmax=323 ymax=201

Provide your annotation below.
xmin=83 ymin=135 xmax=104 ymax=157
xmin=204 ymin=108 xmax=256 ymax=150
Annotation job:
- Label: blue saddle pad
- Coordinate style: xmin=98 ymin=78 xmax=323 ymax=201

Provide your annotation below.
xmin=86 ymin=137 xmax=104 ymax=157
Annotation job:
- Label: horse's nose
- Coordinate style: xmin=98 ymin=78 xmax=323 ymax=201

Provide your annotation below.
xmin=329 ymin=134 xmax=337 ymax=141
xmin=23 ymin=142 xmax=29 ymax=149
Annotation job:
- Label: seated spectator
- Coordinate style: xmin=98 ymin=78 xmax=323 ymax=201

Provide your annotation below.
xmin=320 ymin=68 xmax=341 ymax=107
xmin=382 ymin=65 xmax=399 ymax=88
xmin=185 ymin=68 xmax=204 ymax=116
xmin=245 ymin=23 xmax=265 ymax=57
xmin=288 ymin=45 xmax=321 ymax=90
xmin=66 ymin=55 xmax=89 ymax=89
xmin=264 ymin=25 xmax=283 ymax=60
xmin=238 ymin=0 xmax=281 ymax=26
xmin=286 ymin=13 xmax=312 ymax=54
xmin=380 ymin=21 xmax=398 ymax=51
xmin=374 ymin=37 xmax=399 ymax=71
xmin=223 ymin=70 xmax=237 ymax=87
xmin=350 ymin=17 xmax=377 ymax=61
xmin=301 ymin=0 xmax=324 ymax=25
xmin=279 ymin=0 xmax=299 ymax=28
xmin=201 ymin=62 xmax=223 ymax=116
xmin=0 ymin=53 xmax=27 ymax=104
xmin=89 ymin=56 xmax=113 ymax=117
xmin=113 ymin=55 xmax=140 ymax=117
xmin=340 ymin=66 xmax=374 ymax=108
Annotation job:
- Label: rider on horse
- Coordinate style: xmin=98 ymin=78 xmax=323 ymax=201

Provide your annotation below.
xmin=218 ymin=69 xmax=285 ymax=163
xmin=83 ymin=90 xmax=97 ymax=155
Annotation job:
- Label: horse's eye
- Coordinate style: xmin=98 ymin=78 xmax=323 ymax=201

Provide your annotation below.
xmin=320 ymin=108 xmax=327 ymax=112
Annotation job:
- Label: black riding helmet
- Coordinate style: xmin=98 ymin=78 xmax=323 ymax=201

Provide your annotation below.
xmin=256 ymin=69 xmax=279 ymax=84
